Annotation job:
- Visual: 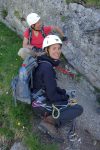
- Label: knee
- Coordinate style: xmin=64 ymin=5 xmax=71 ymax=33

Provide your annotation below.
xmin=18 ymin=48 xmax=24 ymax=56
xmin=18 ymin=48 xmax=30 ymax=59
xmin=77 ymin=105 xmax=83 ymax=116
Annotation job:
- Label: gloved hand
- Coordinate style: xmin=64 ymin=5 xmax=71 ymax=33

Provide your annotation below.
xmin=66 ymin=90 xmax=76 ymax=98
xmin=68 ymin=99 xmax=77 ymax=106
xmin=65 ymin=94 xmax=70 ymax=100
xmin=61 ymin=93 xmax=69 ymax=102
xmin=61 ymin=36 xmax=68 ymax=41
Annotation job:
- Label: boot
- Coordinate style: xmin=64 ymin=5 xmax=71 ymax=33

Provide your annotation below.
xmin=43 ymin=115 xmax=61 ymax=127
xmin=43 ymin=115 xmax=55 ymax=125
xmin=38 ymin=120 xmax=64 ymax=143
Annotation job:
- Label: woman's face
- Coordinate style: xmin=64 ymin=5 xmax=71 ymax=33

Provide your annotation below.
xmin=47 ymin=44 xmax=61 ymax=60
xmin=33 ymin=19 xmax=42 ymax=30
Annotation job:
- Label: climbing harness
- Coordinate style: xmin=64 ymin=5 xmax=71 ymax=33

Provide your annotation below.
xmin=52 ymin=99 xmax=77 ymax=119
xmin=32 ymin=88 xmax=77 ymax=120
xmin=32 ymin=98 xmax=77 ymax=119
xmin=52 ymin=104 xmax=60 ymax=119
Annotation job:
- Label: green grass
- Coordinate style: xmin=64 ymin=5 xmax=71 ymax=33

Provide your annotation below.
xmin=85 ymin=0 xmax=100 ymax=6
xmin=0 ymin=22 xmax=58 ymax=150
xmin=65 ymin=0 xmax=100 ymax=6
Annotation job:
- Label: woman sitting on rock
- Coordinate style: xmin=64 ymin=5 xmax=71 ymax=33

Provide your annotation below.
xmin=32 ymin=35 xmax=83 ymax=141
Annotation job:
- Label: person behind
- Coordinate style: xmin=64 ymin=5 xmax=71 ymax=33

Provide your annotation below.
xmin=32 ymin=35 xmax=83 ymax=141
xmin=18 ymin=13 xmax=67 ymax=60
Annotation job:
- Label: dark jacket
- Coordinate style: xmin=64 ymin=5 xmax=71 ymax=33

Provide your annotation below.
xmin=33 ymin=55 xmax=69 ymax=104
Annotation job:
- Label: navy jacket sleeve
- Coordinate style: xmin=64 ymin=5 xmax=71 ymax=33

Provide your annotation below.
xmin=41 ymin=63 xmax=69 ymax=103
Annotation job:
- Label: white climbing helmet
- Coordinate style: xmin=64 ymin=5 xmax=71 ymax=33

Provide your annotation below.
xmin=26 ymin=13 xmax=40 ymax=26
xmin=42 ymin=35 xmax=62 ymax=49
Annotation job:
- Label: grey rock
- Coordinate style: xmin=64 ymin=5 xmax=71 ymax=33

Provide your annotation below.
xmin=10 ymin=142 xmax=28 ymax=150
xmin=0 ymin=0 xmax=100 ymax=145
xmin=57 ymin=70 xmax=100 ymax=141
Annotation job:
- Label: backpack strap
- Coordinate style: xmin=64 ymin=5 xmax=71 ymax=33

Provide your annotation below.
xmin=28 ymin=28 xmax=32 ymax=44
xmin=40 ymin=26 xmax=46 ymax=38
xmin=28 ymin=26 xmax=46 ymax=44
xmin=11 ymin=76 xmax=19 ymax=106
xmin=38 ymin=60 xmax=52 ymax=67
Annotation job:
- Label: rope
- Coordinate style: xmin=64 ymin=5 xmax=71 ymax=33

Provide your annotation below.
xmin=55 ymin=66 xmax=76 ymax=78
xmin=52 ymin=99 xmax=77 ymax=119
xmin=32 ymin=99 xmax=78 ymax=119
xmin=52 ymin=104 xmax=60 ymax=119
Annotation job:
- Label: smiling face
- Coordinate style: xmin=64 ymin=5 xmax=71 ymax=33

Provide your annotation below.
xmin=46 ymin=43 xmax=61 ymax=60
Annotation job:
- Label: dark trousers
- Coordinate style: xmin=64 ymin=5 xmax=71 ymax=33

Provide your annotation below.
xmin=33 ymin=103 xmax=83 ymax=127
xmin=58 ymin=104 xmax=83 ymax=126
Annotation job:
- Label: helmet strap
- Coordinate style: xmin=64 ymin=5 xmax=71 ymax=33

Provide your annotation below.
xmin=31 ymin=25 xmax=41 ymax=31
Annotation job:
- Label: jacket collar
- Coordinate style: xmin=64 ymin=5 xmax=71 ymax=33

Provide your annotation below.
xmin=37 ymin=55 xmax=60 ymax=67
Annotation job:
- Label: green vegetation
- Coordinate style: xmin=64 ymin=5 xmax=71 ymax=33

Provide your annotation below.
xmin=94 ymin=87 xmax=100 ymax=104
xmin=61 ymin=16 xmax=67 ymax=22
xmin=74 ymin=72 xmax=82 ymax=82
xmin=65 ymin=0 xmax=100 ymax=7
xmin=2 ymin=8 xmax=8 ymax=19
xmin=14 ymin=10 xmax=21 ymax=19
xmin=85 ymin=0 xmax=100 ymax=6
xmin=94 ymin=86 xmax=100 ymax=93
xmin=24 ymin=133 xmax=58 ymax=150
xmin=96 ymin=96 xmax=100 ymax=104
xmin=60 ymin=54 xmax=82 ymax=81
xmin=65 ymin=0 xmax=75 ymax=3
xmin=0 ymin=22 xmax=58 ymax=150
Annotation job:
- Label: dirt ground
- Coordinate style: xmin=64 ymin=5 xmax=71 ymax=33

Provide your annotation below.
xmin=32 ymin=116 xmax=100 ymax=150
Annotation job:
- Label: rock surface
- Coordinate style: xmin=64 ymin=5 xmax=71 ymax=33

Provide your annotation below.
xmin=10 ymin=142 xmax=28 ymax=150
xmin=0 ymin=1 xmax=100 ymax=88
xmin=57 ymin=68 xmax=100 ymax=141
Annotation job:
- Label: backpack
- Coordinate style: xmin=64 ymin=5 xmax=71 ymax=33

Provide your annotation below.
xmin=11 ymin=27 xmax=47 ymax=106
xmin=11 ymin=55 xmax=45 ymax=106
